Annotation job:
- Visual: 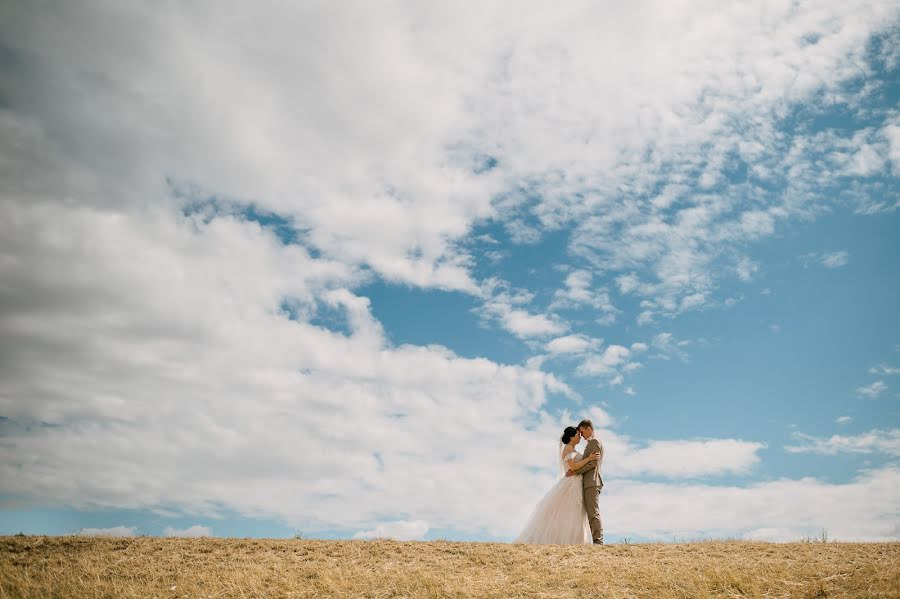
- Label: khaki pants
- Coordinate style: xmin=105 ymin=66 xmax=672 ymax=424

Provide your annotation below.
xmin=583 ymin=486 xmax=603 ymax=544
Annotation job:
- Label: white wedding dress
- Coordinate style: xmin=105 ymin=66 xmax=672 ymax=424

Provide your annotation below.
xmin=514 ymin=446 xmax=592 ymax=544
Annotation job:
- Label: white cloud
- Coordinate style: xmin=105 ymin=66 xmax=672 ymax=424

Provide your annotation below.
xmin=680 ymin=293 xmax=706 ymax=311
xmin=599 ymin=467 xmax=900 ymax=542
xmin=573 ymin=342 xmax=653 ymax=388
xmin=885 ymin=118 xmax=900 ymax=174
xmin=869 ymin=364 xmax=900 ymax=376
xmin=354 ymin=520 xmax=429 ymax=541
xmin=482 ymin=303 xmax=567 ymax=339
xmin=550 ymin=270 xmax=620 ymax=323
xmin=836 ymin=416 xmax=853 ymax=425
xmin=616 ymin=274 xmax=641 ymax=295
xmin=577 ymin=345 xmax=632 ymax=377
xmin=516 ymin=3 xmax=896 ymax=317
xmin=0 ymin=2 xmax=513 ymax=295
xmin=821 ymin=126 xmax=891 ymax=178
xmin=786 ymin=429 xmax=900 ymax=456
xmin=650 ymin=332 xmax=692 ymax=362
xmin=846 ymin=143 xmax=885 ymax=176
xmin=607 ymin=436 xmax=765 ymax=479
xmin=723 ymin=295 xmax=742 ymax=308
xmin=1 ymin=0 xmax=893 ymax=311
xmin=821 ymin=251 xmax=850 ymax=268
xmin=75 ymin=526 xmax=137 ymax=537
xmin=799 ymin=250 xmax=850 ymax=269
xmin=163 ymin=525 xmax=214 ymax=538
xmin=499 ymin=309 xmax=566 ymax=338
xmin=477 ymin=280 xmax=568 ymax=339
xmin=504 ymin=220 xmax=542 ymax=245
xmin=595 ymin=313 xmax=617 ymax=327
xmin=856 ymin=380 xmax=888 ymax=398
xmin=545 ymin=334 xmax=599 ymax=355
xmin=853 ymin=197 xmax=900 ymax=216
xmin=735 ymin=257 xmax=759 ymax=282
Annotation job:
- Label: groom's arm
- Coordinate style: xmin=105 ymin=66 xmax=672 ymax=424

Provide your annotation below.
xmin=571 ymin=439 xmax=600 ymax=475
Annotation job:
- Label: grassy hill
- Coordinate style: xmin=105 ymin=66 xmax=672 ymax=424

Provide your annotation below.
xmin=1 ymin=535 xmax=898 ymax=598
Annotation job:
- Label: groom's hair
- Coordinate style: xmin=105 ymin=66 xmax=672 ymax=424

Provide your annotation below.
xmin=577 ymin=419 xmax=593 ymax=431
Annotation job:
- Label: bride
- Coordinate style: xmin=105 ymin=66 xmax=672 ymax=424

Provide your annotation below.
xmin=514 ymin=426 xmax=601 ymax=544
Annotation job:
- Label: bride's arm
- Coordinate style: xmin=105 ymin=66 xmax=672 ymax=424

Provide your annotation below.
xmin=571 ymin=440 xmax=601 ymax=475
xmin=565 ymin=453 xmax=598 ymax=472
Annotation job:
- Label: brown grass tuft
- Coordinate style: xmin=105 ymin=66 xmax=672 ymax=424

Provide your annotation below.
xmin=1 ymin=535 xmax=898 ymax=598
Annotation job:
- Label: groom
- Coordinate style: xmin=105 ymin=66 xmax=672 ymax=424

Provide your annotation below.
xmin=567 ymin=419 xmax=604 ymax=544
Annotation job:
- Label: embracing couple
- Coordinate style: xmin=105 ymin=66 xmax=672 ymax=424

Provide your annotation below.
xmin=514 ymin=419 xmax=604 ymax=545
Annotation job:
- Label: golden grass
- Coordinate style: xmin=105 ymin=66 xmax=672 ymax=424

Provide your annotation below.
xmin=1 ymin=535 xmax=898 ymax=599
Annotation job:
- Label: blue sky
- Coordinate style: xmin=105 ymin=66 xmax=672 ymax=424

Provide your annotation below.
xmin=0 ymin=1 xmax=898 ymax=542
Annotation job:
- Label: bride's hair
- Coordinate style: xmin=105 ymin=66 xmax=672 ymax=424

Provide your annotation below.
xmin=561 ymin=426 xmax=578 ymax=444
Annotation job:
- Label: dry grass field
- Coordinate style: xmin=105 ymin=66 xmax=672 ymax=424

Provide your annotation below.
xmin=1 ymin=535 xmax=898 ymax=599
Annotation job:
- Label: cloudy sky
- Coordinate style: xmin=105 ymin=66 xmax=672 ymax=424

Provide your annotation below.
xmin=1 ymin=0 xmax=898 ymax=542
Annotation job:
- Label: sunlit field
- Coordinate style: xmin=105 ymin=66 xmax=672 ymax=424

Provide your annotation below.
xmin=1 ymin=535 xmax=898 ymax=598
